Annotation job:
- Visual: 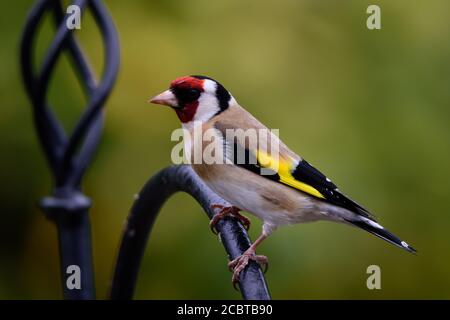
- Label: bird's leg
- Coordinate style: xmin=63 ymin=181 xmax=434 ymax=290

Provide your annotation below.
xmin=209 ymin=204 xmax=251 ymax=234
xmin=228 ymin=234 xmax=268 ymax=287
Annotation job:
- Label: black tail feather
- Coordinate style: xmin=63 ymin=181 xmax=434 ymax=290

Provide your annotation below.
xmin=346 ymin=219 xmax=417 ymax=254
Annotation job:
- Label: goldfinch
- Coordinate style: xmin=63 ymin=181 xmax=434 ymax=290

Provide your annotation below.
xmin=150 ymin=75 xmax=416 ymax=284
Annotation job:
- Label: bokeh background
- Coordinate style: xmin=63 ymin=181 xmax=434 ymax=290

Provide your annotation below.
xmin=1 ymin=0 xmax=450 ymax=299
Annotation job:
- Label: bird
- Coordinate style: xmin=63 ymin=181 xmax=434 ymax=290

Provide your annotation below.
xmin=149 ymin=75 xmax=416 ymax=285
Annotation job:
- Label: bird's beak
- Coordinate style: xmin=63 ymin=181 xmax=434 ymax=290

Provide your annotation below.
xmin=148 ymin=90 xmax=178 ymax=107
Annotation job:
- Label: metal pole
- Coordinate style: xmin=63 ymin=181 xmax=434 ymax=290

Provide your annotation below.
xmin=110 ymin=165 xmax=271 ymax=300
xmin=20 ymin=0 xmax=120 ymax=299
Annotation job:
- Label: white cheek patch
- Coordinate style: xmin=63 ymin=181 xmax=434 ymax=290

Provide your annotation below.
xmin=193 ymin=80 xmax=221 ymax=123
xmin=202 ymin=79 xmax=217 ymax=92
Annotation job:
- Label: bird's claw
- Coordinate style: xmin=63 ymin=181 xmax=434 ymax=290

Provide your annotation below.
xmin=228 ymin=252 xmax=269 ymax=289
xmin=209 ymin=204 xmax=250 ymax=235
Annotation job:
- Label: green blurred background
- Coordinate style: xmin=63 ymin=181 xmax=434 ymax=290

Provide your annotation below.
xmin=1 ymin=0 xmax=450 ymax=299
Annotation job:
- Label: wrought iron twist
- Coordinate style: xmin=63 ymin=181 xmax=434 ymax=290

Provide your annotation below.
xmin=20 ymin=0 xmax=119 ymax=299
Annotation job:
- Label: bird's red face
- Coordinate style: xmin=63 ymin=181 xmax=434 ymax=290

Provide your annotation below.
xmin=149 ymin=75 xmax=233 ymax=124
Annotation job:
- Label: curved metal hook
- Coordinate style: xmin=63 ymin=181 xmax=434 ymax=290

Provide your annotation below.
xmin=110 ymin=165 xmax=271 ymax=300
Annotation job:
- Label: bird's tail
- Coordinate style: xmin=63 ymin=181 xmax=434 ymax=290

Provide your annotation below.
xmin=345 ymin=217 xmax=417 ymax=254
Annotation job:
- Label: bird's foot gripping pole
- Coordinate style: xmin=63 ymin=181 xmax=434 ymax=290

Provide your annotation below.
xmin=210 ymin=204 xmax=251 ymax=234
xmin=229 ymin=252 xmax=269 ymax=289
xmin=228 ymin=234 xmax=268 ymax=289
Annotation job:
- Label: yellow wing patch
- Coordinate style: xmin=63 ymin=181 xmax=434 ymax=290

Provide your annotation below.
xmin=256 ymin=150 xmax=325 ymax=199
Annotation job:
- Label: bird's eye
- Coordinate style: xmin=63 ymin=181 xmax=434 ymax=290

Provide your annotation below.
xmin=171 ymin=87 xmax=201 ymax=105
xmin=186 ymin=89 xmax=200 ymax=101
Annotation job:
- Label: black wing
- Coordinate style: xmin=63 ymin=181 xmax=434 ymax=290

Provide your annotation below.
xmin=292 ymin=160 xmax=373 ymax=219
